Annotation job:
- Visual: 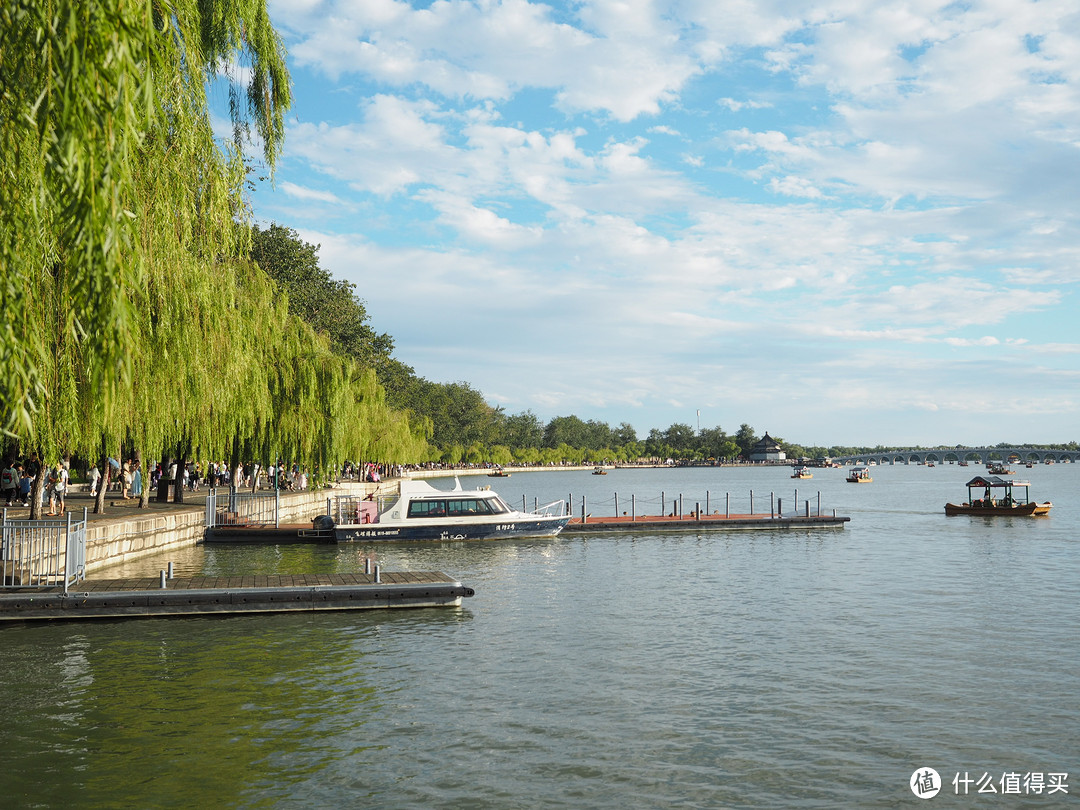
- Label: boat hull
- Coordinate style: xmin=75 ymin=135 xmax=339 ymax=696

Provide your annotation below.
xmin=944 ymin=502 xmax=1052 ymax=516
xmin=334 ymin=516 xmax=570 ymax=542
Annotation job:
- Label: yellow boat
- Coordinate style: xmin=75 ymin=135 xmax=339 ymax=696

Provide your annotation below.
xmin=846 ymin=467 xmax=872 ymax=483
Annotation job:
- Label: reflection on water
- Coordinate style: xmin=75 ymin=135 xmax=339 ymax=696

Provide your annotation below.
xmin=2 ymin=465 xmax=1078 ymax=808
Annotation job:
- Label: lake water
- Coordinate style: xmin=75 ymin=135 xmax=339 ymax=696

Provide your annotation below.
xmin=2 ymin=464 xmax=1078 ymax=807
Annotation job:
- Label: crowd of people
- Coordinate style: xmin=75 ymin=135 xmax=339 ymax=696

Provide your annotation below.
xmin=0 ymin=455 xmax=413 ymax=517
xmin=1 ymin=456 xmax=73 ymax=515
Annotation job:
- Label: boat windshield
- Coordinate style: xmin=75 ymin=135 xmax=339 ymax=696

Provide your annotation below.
xmin=407 ymin=496 xmax=507 ymax=518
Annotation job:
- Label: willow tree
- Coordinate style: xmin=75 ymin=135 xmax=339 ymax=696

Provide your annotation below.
xmin=0 ymin=0 xmax=289 ymax=454
xmin=1 ymin=0 xmax=290 ymax=514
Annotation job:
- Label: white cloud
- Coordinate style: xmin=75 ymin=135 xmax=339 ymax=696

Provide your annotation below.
xmin=278 ymin=181 xmax=346 ymax=204
xmin=252 ymin=0 xmax=1080 ymax=443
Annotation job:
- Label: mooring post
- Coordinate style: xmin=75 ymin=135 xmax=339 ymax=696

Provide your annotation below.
xmin=582 ymin=495 xmax=587 ymax=524
xmin=750 ymin=489 xmax=754 ymax=515
xmin=771 ymin=492 xmax=775 ymax=518
xmin=794 ymin=488 xmax=799 ymax=511
xmin=777 ymin=497 xmax=782 ymax=516
xmin=726 ymin=492 xmax=730 ymax=518
xmin=167 ymin=561 xmax=174 ymax=579
xmin=522 ymin=495 xmax=526 ymax=512
xmin=661 ymin=491 xmax=665 ymax=515
xmin=364 ymin=557 xmax=371 ymax=575
xmin=678 ymin=494 xmax=683 ymax=519
xmin=631 ymin=494 xmax=636 ymax=521
xmin=159 ymin=570 xmax=167 ymax=589
xmin=818 ymin=491 xmax=821 ymax=516
xmin=695 ymin=502 xmax=701 ymax=522
xmin=805 ymin=500 xmax=810 ymax=517
xmin=374 ymin=563 xmax=381 ymax=584
xmin=614 ymin=492 xmax=619 ymax=516
xmin=706 ymin=490 xmax=710 ymax=514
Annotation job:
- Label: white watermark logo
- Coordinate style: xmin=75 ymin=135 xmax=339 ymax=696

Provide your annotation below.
xmin=909 ymin=768 xmax=1069 ymax=798
xmin=911 ymin=768 xmax=941 ymax=799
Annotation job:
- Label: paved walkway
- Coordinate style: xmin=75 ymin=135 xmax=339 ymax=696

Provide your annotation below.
xmin=0 ymin=485 xmax=337 ymax=529
xmin=2 ymin=488 xmax=208 ymax=526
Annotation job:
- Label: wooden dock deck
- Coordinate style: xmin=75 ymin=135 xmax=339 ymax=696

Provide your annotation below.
xmin=0 ymin=572 xmax=474 ymax=622
xmin=564 ymin=512 xmax=850 ymax=532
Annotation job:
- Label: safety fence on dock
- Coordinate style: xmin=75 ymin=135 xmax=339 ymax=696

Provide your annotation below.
xmin=331 ymin=494 xmax=393 ymax=525
xmin=205 ymin=488 xmax=280 ymax=529
xmin=1 ymin=508 xmax=87 ymax=591
xmin=523 ymin=488 xmax=830 ymax=523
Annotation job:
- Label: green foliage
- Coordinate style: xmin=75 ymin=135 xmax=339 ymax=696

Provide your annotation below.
xmin=0 ymin=0 xmax=427 ymax=485
xmin=250 ymin=224 xmax=394 ymax=370
xmin=735 ymin=424 xmax=758 ymax=459
xmin=0 ymin=0 xmax=290 ymax=442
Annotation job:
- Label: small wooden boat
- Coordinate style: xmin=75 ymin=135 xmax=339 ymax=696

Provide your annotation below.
xmin=846 ymin=467 xmax=872 ymax=483
xmin=592 ymin=466 xmax=608 ymax=475
xmin=487 ymin=468 xmax=511 ymax=478
xmin=791 ymin=467 xmax=813 ymax=479
xmin=944 ymin=475 xmax=1052 ymax=516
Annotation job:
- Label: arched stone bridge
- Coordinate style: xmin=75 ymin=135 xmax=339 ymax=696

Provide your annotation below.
xmin=829 ymin=447 xmax=1080 ymax=466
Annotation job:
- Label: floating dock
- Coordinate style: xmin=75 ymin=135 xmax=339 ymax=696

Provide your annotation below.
xmin=204 ymin=524 xmax=321 ymax=543
xmin=202 ymin=511 xmax=850 ymax=543
xmin=564 ymin=512 xmax=850 ymax=533
xmin=0 ymin=572 xmax=474 ymax=622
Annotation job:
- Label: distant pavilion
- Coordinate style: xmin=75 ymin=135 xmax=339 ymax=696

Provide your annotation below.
xmin=750 ymin=432 xmax=786 ymax=463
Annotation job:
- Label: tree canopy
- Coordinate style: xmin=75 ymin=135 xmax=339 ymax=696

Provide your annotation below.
xmin=0 ymin=0 xmax=290 ymax=440
xmin=0 ymin=1 xmax=425 ymax=513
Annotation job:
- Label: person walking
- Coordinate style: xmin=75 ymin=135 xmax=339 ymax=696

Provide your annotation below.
xmin=18 ymin=467 xmax=31 ymax=506
xmin=47 ymin=462 xmax=68 ymax=515
xmin=1 ymin=459 xmax=18 ymax=506
xmin=121 ymin=461 xmax=132 ymax=499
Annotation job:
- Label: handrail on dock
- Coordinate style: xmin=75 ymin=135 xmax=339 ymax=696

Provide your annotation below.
xmin=1 ymin=507 xmax=87 ymax=592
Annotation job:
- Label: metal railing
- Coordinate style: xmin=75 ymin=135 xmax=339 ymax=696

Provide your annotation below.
xmin=331 ymin=494 xmax=391 ymax=525
xmin=205 ymin=488 xmax=280 ymax=528
xmin=1 ymin=508 xmax=87 ymax=591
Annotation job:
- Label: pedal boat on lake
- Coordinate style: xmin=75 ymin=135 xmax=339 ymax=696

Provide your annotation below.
xmin=846 ymin=467 xmax=873 ymax=483
xmin=487 ymin=467 xmax=511 ymax=478
xmin=944 ymin=475 xmax=1052 ymax=516
xmin=592 ymin=466 xmax=608 ymax=475
xmin=791 ymin=467 xmax=813 ymax=479
xmin=334 ymin=478 xmax=570 ymax=542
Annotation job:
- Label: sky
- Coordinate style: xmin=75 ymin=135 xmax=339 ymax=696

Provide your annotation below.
xmin=235 ymin=0 xmax=1080 ymax=448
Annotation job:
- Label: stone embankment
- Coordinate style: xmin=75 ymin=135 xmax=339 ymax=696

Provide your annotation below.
xmin=7 ymin=482 xmax=380 ymax=574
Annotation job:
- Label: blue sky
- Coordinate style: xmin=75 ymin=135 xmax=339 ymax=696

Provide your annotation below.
xmin=235 ymin=0 xmax=1080 ymax=447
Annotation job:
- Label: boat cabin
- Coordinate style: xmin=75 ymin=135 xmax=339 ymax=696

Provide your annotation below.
xmin=962 ymin=475 xmax=1034 ymax=508
xmin=406 ymin=494 xmax=511 ymax=519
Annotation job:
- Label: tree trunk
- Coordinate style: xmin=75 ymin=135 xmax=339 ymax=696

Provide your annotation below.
xmin=94 ymin=457 xmax=111 ymax=514
xmin=29 ymin=463 xmax=46 ymax=520
xmin=173 ymin=440 xmax=188 ymax=504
